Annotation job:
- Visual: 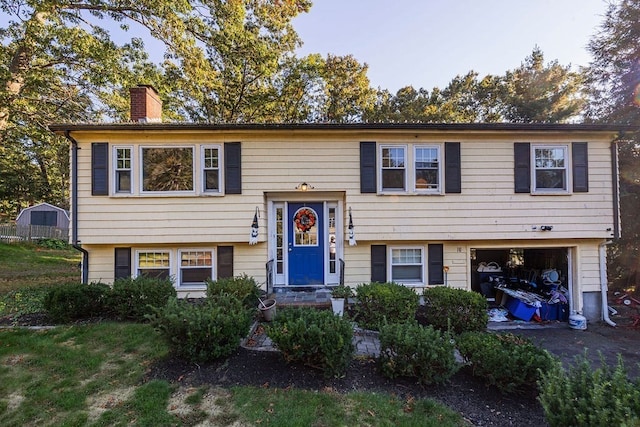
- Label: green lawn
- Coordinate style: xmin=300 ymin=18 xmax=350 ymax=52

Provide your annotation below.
xmin=0 ymin=242 xmax=468 ymax=426
xmin=0 ymin=242 xmax=81 ymax=293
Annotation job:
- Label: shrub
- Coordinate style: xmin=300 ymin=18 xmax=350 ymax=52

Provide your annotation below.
xmin=1 ymin=286 xmax=53 ymax=317
xmin=457 ymin=331 xmax=555 ymax=395
xmin=353 ymin=282 xmax=420 ymax=331
xmin=148 ymin=294 xmax=252 ymax=363
xmin=206 ymin=274 xmax=261 ymax=309
xmin=108 ymin=276 xmax=176 ymax=321
xmin=43 ymin=282 xmax=111 ymax=323
xmin=331 ymin=284 xmax=354 ymax=299
xmin=539 ymin=353 xmax=640 ymax=427
xmin=421 ymin=287 xmax=488 ymax=335
xmin=378 ymin=321 xmax=459 ymax=385
xmin=266 ymin=307 xmax=354 ymax=378
xmin=36 ymin=238 xmax=70 ymax=250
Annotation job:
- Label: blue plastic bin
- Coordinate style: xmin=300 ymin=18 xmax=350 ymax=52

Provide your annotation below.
xmin=505 ymin=296 xmax=536 ymax=321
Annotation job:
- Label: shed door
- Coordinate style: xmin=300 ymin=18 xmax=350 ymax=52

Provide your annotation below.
xmin=31 ymin=211 xmax=57 ymax=226
xmin=288 ymin=203 xmax=324 ymax=285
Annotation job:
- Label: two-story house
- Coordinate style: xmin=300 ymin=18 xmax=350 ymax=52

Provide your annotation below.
xmin=50 ymin=85 xmax=625 ymax=322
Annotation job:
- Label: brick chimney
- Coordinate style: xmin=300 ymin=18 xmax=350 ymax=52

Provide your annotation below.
xmin=129 ymin=85 xmax=162 ymax=123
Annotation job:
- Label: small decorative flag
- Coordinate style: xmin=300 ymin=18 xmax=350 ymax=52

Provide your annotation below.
xmin=249 ymin=207 xmax=259 ymax=245
xmin=348 ymin=207 xmax=357 ymax=246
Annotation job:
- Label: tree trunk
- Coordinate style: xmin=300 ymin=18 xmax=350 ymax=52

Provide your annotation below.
xmin=0 ymin=11 xmax=48 ymax=146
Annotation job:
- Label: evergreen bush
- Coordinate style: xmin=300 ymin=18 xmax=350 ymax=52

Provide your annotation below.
xmin=457 ymin=331 xmax=555 ymax=394
xmin=148 ymin=294 xmax=252 ymax=363
xmin=353 ymin=282 xmax=419 ymax=331
xmin=539 ymin=352 xmax=640 ymax=427
xmin=108 ymin=276 xmax=176 ymax=321
xmin=421 ymin=286 xmax=488 ymax=335
xmin=378 ymin=321 xmax=459 ymax=384
xmin=266 ymin=307 xmax=354 ymax=378
xmin=43 ymin=282 xmax=110 ymax=323
xmin=206 ymin=274 xmax=261 ymax=309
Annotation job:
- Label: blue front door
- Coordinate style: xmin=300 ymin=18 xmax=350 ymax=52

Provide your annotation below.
xmin=288 ymin=202 xmax=324 ymax=285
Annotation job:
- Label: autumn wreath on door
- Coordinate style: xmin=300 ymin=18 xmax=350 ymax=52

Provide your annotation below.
xmin=294 ymin=208 xmax=316 ymax=232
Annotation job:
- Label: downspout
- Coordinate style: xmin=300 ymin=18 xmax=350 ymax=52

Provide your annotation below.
xmin=65 ymin=131 xmax=89 ymax=284
xmin=598 ymin=138 xmax=623 ymax=327
xmin=600 ymin=241 xmax=616 ymax=327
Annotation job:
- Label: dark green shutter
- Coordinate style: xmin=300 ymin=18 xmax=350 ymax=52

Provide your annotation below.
xmin=428 ymin=244 xmax=444 ymax=285
xmin=444 ymin=142 xmax=461 ymax=193
xmin=217 ymin=246 xmax=234 ymax=279
xmin=92 ymin=143 xmax=109 ymax=195
xmin=572 ymin=142 xmax=589 ymax=192
xmin=114 ymin=248 xmax=131 ymax=279
xmin=514 ymin=142 xmax=531 ymax=193
xmin=370 ymin=245 xmax=387 ymax=282
xmin=224 ymin=142 xmax=241 ymax=194
xmin=360 ymin=142 xmax=377 ymax=193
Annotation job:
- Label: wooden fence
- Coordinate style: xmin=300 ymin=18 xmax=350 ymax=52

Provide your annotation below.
xmin=0 ymin=224 xmax=70 ymax=243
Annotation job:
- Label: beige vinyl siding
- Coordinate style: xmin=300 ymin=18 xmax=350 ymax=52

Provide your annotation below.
xmin=342 ymin=244 xmax=372 ymax=285
xmin=85 ymin=245 xmax=115 ymax=284
xmin=71 ymin=128 xmax=616 ymax=252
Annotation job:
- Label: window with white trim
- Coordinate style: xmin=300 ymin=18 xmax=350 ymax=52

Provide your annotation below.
xmin=390 ymin=247 xmax=424 ymax=284
xmin=533 ymin=145 xmax=568 ymax=192
xmin=114 ymin=147 xmax=132 ymax=193
xmin=202 ymin=146 xmax=220 ymax=192
xmin=137 ymin=251 xmax=171 ymax=280
xmin=179 ymin=250 xmax=213 ymax=286
xmin=414 ymin=146 xmax=440 ymax=192
xmin=380 ymin=146 xmax=406 ymax=191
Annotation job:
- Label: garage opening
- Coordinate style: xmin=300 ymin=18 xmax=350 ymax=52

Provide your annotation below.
xmin=471 ymin=247 xmax=570 ymax=323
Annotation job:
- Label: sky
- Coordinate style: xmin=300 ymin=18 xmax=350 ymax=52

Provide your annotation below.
xmin=292 ymin=0 xmax=610 ymax=92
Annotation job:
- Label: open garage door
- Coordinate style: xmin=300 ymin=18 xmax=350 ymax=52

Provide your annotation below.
xmin=471 ymin=247 xmax=570 ymax=322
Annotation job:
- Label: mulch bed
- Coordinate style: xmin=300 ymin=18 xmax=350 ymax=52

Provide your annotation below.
xmin=146 ymin=348 xmax=546 ymax=427
xmin=5 ymin=302 xmax=640 ymax=426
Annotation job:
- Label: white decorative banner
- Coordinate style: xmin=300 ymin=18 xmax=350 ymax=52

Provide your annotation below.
xmin=348 ymin=207 xmax=357 ymax=246
xmin=249 ymin=207 xmax=259 ymax=245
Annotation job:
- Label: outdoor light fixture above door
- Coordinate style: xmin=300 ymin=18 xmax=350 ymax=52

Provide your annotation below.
xmin=296 ymin=182 xmax=314 ymax=191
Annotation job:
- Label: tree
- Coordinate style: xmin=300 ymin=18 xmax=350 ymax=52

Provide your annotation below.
xmin=585 ymin=0 xmax=640 ymax=292
xmin=320 ymin=54 xmax=376 ymax=122
xmin=0 ymin=0 xmax=211 ymax=216
xmin=0 ymin=0 xmax=311 ymax=217
xmin=266 ymin=54 xmax=326 ymax=123
xmin=501 ymin=47 xmax=585 ymax=123
xmin=162 ymin=0 xmax=311 ymax=123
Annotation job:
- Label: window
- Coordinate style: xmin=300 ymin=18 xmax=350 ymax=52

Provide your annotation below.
xmin=115 ymin=147 xmax=132 ymax=193
xmin=381 ymin=146 xmax=406 ymax=191
xmin=180 ymin=250 xmax=213 ymax=286
xmin=415 ymin=146 xmax=440 ymax=192
xmin=137 ymin=251 xmax=170 ymax=279
xmin=533 ymin=145 xmax=568 ymax=192
xmin=390 ymin=248 xmax=424 ymax=284
xmin=293 ymin=207 xmax=318 ymax=246
xmin=275 ymin=206 xmax=284 ymax=275
xmin=202 ymin=146 xmax=220 ymax=192
xmin=141 ymin=147 xmax=194 ymax=192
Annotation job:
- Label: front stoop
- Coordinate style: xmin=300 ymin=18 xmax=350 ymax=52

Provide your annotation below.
xmin=270 ymin=289 xmax=332 ymax=308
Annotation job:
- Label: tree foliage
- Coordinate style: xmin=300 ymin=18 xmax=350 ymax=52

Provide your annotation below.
xmin=0 ymin=0 xmax=311 ymax=218
xmin=501 ymin=47 xmax=584 ymax=123
xmin=365 ymin=48 xmax=584 ymax=124
xmin=585 ymin=0 xmax=640 ymax=292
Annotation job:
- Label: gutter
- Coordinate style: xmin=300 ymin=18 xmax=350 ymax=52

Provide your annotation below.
xmin=599 ymin=240 xmax=616 ymax=327
xmin=64 ymin=131 xmax=89 ymax=284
